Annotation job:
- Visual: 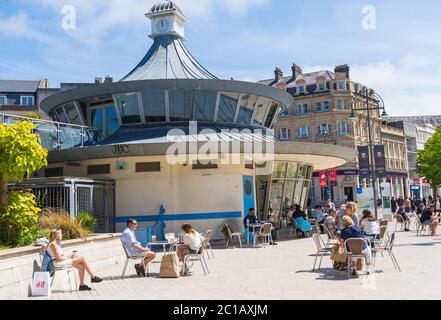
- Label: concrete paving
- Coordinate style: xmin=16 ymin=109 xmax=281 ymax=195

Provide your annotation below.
xmin=34 ymin=221 xmax=441 ymax=300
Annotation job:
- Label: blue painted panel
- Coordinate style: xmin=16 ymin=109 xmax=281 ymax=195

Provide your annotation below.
xmin=242 ymin=176 xmax=255 ymax=218
xmin=115 ymin=211 xmax=242 ymax=224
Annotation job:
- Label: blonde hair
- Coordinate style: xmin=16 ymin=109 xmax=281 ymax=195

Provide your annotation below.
xmin=342 ymin=216 xmax=354 ymax=228
xmin=346 ymin=201 xmax=358 ymax=215
xmin=49 ymin=229 xmax=61 ymax=242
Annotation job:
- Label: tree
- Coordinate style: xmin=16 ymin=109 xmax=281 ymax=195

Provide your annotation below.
xmin=0 ymin=121 xmax=48 ymax=244
xmin=417 ymin=126 xmax=441 ymax=199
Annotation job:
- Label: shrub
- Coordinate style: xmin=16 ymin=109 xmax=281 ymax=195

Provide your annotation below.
xmin=0 ymin=191 xmax=40 ymax=247
xmin=38 ymin=208 xmax=91 ymax=240
xmin=78 ymin=211 xmax=97 ymax=232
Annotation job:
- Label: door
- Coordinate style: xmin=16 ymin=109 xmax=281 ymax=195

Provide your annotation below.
xmin=344 ymin=187 xmax=354 ymax=202
xmin=243 ymin=176 xmax=255 ymax=219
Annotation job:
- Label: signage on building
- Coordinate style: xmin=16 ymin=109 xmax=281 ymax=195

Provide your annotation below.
xmin=357 ymin=146 xmax=371 ymax=179
xmin=330 ymin=168 xmax=337 ymax=182
xmin=319 ymin=170 xmax=328 ymax=188
xmin=374 ymin=145 xmax=386 ymax=178
xmin=410 ymin=185 xmax=421 ymax=191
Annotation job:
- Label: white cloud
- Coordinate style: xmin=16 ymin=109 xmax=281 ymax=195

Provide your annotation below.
xmin=220 ymin=0 xmax=269 ymax=15
xmin=0 ymin=12 xmax=54 ymax=44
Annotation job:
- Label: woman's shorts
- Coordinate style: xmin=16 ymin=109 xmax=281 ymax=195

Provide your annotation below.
xmin=422 ymin=220 xmax=432 ymax=225
xmin=54 ymin=259 xmax=73 ymax=268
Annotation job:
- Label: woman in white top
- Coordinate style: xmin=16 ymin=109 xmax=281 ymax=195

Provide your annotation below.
xmin=360 ymin=209 xmax=380 ymax=236
xmin=177 ymin=223 xmax=204 ymax=262
xmin=48 ymin=229 xmax=102 ymax=291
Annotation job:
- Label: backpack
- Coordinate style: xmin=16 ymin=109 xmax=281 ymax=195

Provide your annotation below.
xmin=159 ymin=253 xmax=180 ymax=278
xmin=41 ymin=249 xmax=55 ymax=276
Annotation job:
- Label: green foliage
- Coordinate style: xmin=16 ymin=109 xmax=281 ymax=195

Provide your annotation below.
xmin=78 ymin=211 xmax=97 ymax=232
xmin=0 ymin=121 xmax=48 ymax=183
xmin=38 ymin=208 xmax=91 ymax=240
xmin=0 ymin=191 xmax=40 ymax=246
xmin=22 ymin=113 xmax=43 ymax=120
xmin=418 ymin=126 xmax=441 ymax=193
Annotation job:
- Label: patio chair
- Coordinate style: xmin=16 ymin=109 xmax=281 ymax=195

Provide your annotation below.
xmin=415 ymin=219 xmax=431 ymax=236
xmin=256 ymin=223 xmax=274 ymax=248
xmin=121 ymin=240 xmax=149 ymax=278
xmin=372 ymin=232 xmax=401 ymax=271
xmin=394 ymin=215 xmax=405 ymax=232
xmin=344 ymin=238 xmax=371 ymax=278
xmin=222 ymin=224 xmax=242 ymax=248
xmin=181 ymin=239 xmax=209 ymax=276
xmin=372 ymin=226 xmax=389 ymax=249
xmin=323 ymin=224 xmax=339 ymax=248
xmin=312 ymin=233 xmax=331 ymax=271
xmin=379 ymin=219 xmax=388 ymax=228
xmin=40 ymin=246 xmax=78 ymax=291
xmin=289 ymin=219 xmax=299 ymax=239
xmin=203 ymin=230 xmax=215 ymax=260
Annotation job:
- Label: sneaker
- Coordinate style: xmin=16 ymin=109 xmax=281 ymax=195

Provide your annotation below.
xmin=134 ymin=264 xmax=142 ymax=276
xmin=79 ymin=284 xmax=92 ymax=291
xmin=138 ymin=264 xmax=146 ymax=277
xmin=351 ymin=268 xmax=358 ymax=276
xmin=91 ymin=276 xmax=103 ymax=283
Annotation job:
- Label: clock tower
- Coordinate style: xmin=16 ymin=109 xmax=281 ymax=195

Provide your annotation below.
xmin=146 ymin=1 xmax=187 ymax=40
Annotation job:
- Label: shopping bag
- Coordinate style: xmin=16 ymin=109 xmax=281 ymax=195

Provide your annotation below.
xmin=31 ymin=272 xmax=51 ymax=297
xmin=159 ymin=253 xmax=180 ymax=278
xmin=330 ymin=244 xmax=347 ymax=263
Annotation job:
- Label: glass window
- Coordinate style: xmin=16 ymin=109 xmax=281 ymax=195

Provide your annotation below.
xmin=339 ymin=122 xmax=349 ymax=135
xmin=63 ymin=103 xmax=82 ymax=125
xmin=286 ymin=162 xmax=299 ymax=178
xmin=91 ymin=108 xmax=104 ymax=139
xmin=343 ymin=100 xmax=349 ymax=110
xmin=218 ymin=92 xmax=239 ymax=123
xmin=279 ymin=128 xmax=289 ymax=140
xmin=315 ymin=102 xmax=322 ymax=112
xmin=300 ymin=181 xmax=310 ymax=208
xmin=106 ymin=106 xmax=118 ymax=137
xmin=20 ymin=96 xmax=34 ymax=106
xmin=237 ymin=94 xmax=257 ymax=124
xmin=303 ymin=104 xmax=309 ymax=114
xmin=254 ymin=97 xmax=271 ymax=125
xmin=295 ymin=104 xmax=302 ymax=115
xmin=55 ymin=106 xmax=68 ymax=123
xmin=264 ymin=102 xmax=279 ymax=127
xmin=193 ymin=90 xmax=216 ymax=121
xmin=0 ymin=96 xmax=6 ymax=105
xmin=293 ymin=181 xmax=303 ymax=205
xmin=282 ymin=180 xmax=295 ymax=214
xmin=337 ymin=100 xmax=342 ymax=110
xmin=318 ymin=123 xmax=332 ymax=135
xmin=141 ymin=90 xmax=166 ymax=122
xmin=338 ymin=80 xmax=346 ymax=90
xmin=297 ymin=86 xmax=305 ymax=94
xmin=273 ymin=161 xmax=287 ymax=178
xmin=116 ymin=93 xmax=141 ymax=124
xmin=318 ymin=83 xmax=326 ymax=92
xmin=298 ymin=126 xmax=309 ymax=138
xmin=268 ymin=180 xmax=284 ymax=221
xmin=323 ymin=101 xmax=330 ymax=111
xmin=169 ymin=90 xmax=193 ymax=121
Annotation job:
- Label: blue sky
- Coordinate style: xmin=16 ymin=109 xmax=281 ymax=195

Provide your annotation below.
xmin=0 ymin=0 xmax=441 ymax=116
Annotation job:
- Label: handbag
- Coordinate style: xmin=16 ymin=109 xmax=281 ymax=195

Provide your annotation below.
xmin=31 ymin=272 xmax=51 ymax=297
xmin=330 ymin=244 xmax=347 ymax=263
xmin=159 ymin=253 xmax=180 ymax=278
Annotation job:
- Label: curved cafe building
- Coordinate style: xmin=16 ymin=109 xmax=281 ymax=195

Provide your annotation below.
xmin=38 ymin=1 xmax=356 ymax=238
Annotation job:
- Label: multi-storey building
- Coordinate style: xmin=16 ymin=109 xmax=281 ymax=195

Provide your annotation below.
xmin=387 ymin=118 xmax=437 ymax=198
xmin=260 ymin=64 xmax=390 ymax=206
xmin=384 ymin=115 xmax=441 ymax=128
xmin=380 ymin=123 xmax=408 ymax=199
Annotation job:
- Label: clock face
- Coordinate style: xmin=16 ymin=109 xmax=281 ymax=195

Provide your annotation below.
xmin=157 ymin=19 xmax=169 ymax=33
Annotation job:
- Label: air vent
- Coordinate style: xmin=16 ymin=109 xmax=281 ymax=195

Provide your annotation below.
xmin=87 ymin=164 xmax=110 ymax=175
xmin=45 ymin=167 xmax=63 ymax=177
xmin=136 ymin=162 xmax=161 ymax=172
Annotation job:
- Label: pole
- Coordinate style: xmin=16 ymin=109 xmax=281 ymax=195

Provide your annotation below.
xmin=323 ymin=132 xmax=332 ymax=202
xmin=365 ymin=94 xmax=379 ymax=220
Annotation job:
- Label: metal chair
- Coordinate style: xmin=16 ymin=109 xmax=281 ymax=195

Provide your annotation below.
xmin=372 ymin=232 xmax=401 ymax=271
xmin=182 ymin=239 xmax=209 ymax=276
xmin=415 ymin=219 xmax=431 ymax=236
xmin=323 ymin=224 xmax=339 ymax=248
xmin=203 ymin=230 xmax=215 ymax=259
xmin=121 ymin=240 xmax=149 ymax=278
xmin=312 ymin=233 xmax=331 ymax=271
xmin=256 ymin=223 xmax=274 ymax=247
xmin=394 ymin=214 xmax=405 ymax=232
xmin=40 ymin=247 xmax=78 ymax=291
xmin=344 ymin=238 xmax=371 ymax=278
xmin=372 ymin=226 xmax=389 ymax=249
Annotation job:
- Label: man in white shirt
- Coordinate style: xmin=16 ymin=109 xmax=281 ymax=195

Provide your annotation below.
xmin=121 ymin=219 xmax=156 ymax=276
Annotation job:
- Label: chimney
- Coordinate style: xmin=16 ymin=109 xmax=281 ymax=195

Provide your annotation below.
xmin=334 ymin=64 xmax=350 ymax=78
xmin=95 ymin=77 xmax=102 ymax=84
xmin=274 ymin=67 xmax=283 ymax=81
xmin=291 ymin=63 xmax=302 ymax=79
xmin=104 ymin=75 xmax=113 ymax=83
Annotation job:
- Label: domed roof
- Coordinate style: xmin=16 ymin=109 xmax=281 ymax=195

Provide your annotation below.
xmin=149 ymin=1 xmax=184 ymax=16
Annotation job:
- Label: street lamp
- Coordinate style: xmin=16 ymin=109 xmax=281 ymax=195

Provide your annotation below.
xmin=319 ymin=127 xmax=333 ymax=202
xmin=350 ymin=85 xmax=388 ymax=220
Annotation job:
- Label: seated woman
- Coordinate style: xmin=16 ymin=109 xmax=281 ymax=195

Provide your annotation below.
xmin=177 ymin=223 xmax=204 ymax=262
xmin=339 ymin=216 xmax=372 ymax=276
xmin=420 ymin=205 xmax=439 ymax=236
xmin=359 ymin=209 xmax=380 ymax=238
xmin=396 ymin=203 xmax=411 ymax=231
xmin=48 ymin=229 xmax=102 ymax=291
xmin=293 ymin=205 xmax=312 ymax=238
xmin=344 ymin=202 xmax=359 ymax=226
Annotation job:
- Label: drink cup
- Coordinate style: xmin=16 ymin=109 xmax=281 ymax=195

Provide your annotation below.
xmin=72 ymin=250 xmax=78 ymax=258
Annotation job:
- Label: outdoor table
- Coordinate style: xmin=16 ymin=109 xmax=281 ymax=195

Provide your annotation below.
xmin=147 ymin=240 xmax=177 ymax=254
xmin=247 ymin=224 xmax=264 ymax=247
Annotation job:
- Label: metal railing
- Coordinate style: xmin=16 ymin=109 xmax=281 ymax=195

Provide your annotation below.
xmin=0 ymin=112 xmax=98 ymax=151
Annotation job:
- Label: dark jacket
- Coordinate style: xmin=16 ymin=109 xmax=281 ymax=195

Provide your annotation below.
xmin=243 ymin=214 xmax=257 ymax=227
xmin=340 ymin=225 xmax=367 ymax=250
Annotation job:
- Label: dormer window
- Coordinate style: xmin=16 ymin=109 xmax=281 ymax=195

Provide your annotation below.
xmin=318 ymin=83 xmax=326 ymax=92
xmin=0 ymin=96 xmax=6 ymax=105
xmin=298 ymin=86 xmax=305 ymax=94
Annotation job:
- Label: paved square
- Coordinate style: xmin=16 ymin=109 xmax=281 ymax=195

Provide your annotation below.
xmin=44 ymin=222 xmax=441 ymax=300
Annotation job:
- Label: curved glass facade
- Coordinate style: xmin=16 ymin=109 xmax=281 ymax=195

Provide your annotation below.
xmin=256 ymin=161 xmax=313 ymax=225
xmin=50 ymin=89 xmax=283 ymax=139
